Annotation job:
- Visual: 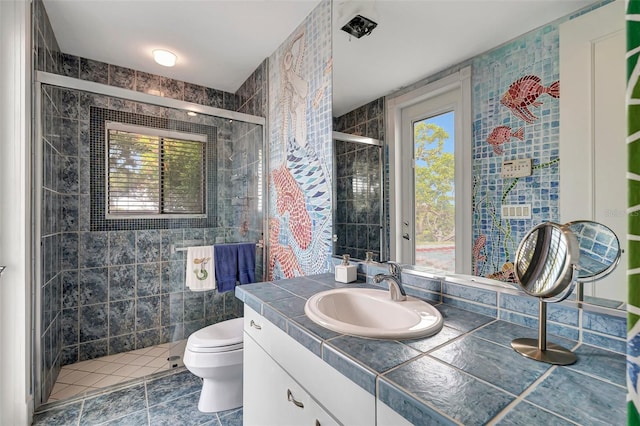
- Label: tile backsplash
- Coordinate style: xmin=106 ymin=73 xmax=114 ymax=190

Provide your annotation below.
xmin=349 ymin=260 xmax=627 ymax=355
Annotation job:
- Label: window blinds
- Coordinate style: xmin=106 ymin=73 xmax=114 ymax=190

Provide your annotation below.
xmin=107 ymin=128 xmax=206 ymax=216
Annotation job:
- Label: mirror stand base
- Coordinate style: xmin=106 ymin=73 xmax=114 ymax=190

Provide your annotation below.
xmin=511 ymin=338 xmax=577 ymax=365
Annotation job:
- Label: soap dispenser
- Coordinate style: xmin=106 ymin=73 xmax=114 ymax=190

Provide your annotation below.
xmin=335 ymin=254 xmax=357 ymax=283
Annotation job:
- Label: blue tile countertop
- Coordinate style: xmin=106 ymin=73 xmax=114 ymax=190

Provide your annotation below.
xmin=235 ymin=274 xmax=626 ymax=426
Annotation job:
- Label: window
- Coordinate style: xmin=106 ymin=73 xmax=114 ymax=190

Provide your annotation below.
xmin=106 ymin=122 xmax=207 ymax=218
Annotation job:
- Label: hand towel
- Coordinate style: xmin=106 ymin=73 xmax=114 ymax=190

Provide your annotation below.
xmin=186 ymin=246 xmax=216 ymax=292
xmin=214 ymin=244 xmax=238 ymax=293
xmin=237 ymin=243 xmax=256 ymax=284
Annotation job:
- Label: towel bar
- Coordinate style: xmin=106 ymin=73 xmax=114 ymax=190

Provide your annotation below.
xmin=170 ymin=241 xmax=264 ymax=254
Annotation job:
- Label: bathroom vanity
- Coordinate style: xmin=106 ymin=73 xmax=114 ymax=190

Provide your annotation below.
xmin=237 ymin=273 xmax=626 ymax=425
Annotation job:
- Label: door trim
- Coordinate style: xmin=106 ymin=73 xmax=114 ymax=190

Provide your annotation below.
xmin=386 ymin=67 xmax=472 ymax=273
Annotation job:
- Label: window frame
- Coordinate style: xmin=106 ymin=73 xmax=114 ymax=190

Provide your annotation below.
xmin=386 ymin=67 xmax=472 ymax=274
xmin=104 ymin=121 xmax=208 ymax=220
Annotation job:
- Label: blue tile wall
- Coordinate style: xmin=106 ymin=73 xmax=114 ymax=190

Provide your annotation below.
xmin=361 ymin=267 xmax=626 ymax=354
xmin=333 ymin=98 xmax=389 ymax=263
xmin=333 ymin=140 xmax=384 ymax=262
xmin=35 ymin=0 xmax=267 ymax=406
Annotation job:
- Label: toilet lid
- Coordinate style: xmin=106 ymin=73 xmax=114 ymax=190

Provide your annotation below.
xmin=186 ymin=317 xmax=244 ymax=352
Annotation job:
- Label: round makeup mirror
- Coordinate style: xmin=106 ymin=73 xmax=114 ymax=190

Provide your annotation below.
xmin=566 ymin=220 xmax=621 ymax=282
xmin=514 ymin=222 xmax=580 ymax=301
xmin=512 ymin=222 xmax=580 ymax=365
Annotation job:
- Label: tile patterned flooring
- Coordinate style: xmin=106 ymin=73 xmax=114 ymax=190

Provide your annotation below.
xmin=48 ymin=342 xmax=186 ymax=403
xmin=33 ymin=369 xmax=242 ymax=426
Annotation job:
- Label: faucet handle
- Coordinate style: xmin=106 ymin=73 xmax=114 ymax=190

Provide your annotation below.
xmin=387 ymin=261 xmax=401 ymax=278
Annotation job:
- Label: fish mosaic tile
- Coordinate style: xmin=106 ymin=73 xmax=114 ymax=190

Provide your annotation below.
xmin=472 ymin=23 xmax=562 ymax=281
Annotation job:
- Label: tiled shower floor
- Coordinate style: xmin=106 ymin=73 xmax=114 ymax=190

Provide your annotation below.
xmin=48 ymin=341 xmax=186 ymax=403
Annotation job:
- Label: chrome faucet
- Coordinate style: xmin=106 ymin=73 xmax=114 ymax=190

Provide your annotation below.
xmin=373 ymin=262 xmax=407 ymax=301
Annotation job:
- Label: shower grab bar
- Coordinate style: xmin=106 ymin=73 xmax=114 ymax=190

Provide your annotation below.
xmin=170 ymin=240 xmax=264 ymax=254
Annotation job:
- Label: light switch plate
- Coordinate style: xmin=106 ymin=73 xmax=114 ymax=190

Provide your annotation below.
xmin=501 ymin=158 xmax=532 ymax=178
xmin=502 ymin=204 xmax=532 ymax=219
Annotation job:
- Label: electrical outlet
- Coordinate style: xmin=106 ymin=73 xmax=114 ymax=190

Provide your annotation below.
xmin=501 ymin=158 xmax=532 ymax=178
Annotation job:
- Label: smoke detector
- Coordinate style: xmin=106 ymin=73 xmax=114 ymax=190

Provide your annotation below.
xmin=341 ymin=15 xmax=378 ymax=39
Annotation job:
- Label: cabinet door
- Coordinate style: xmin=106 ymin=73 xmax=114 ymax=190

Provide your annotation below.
xmin=244 ymin=332 xmax=339 ymax=426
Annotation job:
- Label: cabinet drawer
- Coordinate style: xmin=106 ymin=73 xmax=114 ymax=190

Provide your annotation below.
xmin=243 ymin=304 xmax=277 ymax=354
xmin=243 ymin=304 xmax=376 ymax=425
xmin=244 ymin=333 xmax=339 ymax=426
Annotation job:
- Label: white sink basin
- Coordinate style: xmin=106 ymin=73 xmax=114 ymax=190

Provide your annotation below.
xmin=304 ymin=288 xmax=443 ymax=339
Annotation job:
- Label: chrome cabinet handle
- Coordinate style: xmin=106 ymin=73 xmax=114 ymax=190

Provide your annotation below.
xmin=249 ymin=320 xmax=262 ymax=330
xmin=287 ymin=389 xmax=304 ymax=408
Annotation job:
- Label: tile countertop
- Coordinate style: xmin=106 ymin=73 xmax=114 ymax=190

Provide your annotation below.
xmin=235 ymin=274 xmax=626 ymax=426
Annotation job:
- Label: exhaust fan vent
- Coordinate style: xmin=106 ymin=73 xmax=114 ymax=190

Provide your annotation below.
xmin=341 ymin=15 xmax=377 ymax=39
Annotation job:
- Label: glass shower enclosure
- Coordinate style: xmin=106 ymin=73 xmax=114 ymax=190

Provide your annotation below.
xmin=34 ymin=73 xmax=265 ymax=406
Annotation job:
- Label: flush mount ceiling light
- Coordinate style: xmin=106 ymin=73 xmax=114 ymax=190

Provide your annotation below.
xmin=341 ymin=14 xmax=377 ymax=39
xmin=152 ymin=49 xmax=177 ymax=67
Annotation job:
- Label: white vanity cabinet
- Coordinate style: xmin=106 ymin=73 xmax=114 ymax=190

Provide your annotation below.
xmin=377 ymin=400 xmax=414 ymax=426
xmin=243 ymin=305 xmax=376 ymax=426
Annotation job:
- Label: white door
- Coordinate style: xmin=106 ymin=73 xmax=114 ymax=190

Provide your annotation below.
xmin=560 ymin=0 xmax=626 ymax=301
xmin=401 ymin=91 xmax=459 ymax=271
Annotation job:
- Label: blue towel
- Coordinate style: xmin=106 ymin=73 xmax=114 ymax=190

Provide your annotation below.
xmin=237 ymin=243 xmax=256 ymax=284
xmin=214 ymin=244 xmax=238 ymax=293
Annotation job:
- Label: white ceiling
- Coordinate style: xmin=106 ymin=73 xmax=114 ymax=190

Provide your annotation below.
xmin=43 ymin=0 xmax=598 ymax=117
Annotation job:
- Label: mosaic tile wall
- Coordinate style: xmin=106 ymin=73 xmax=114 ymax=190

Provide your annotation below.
xmin=471 ymin=25 xmax=561 ymax=281
xmin=333 ymin=97 xmax=389 ymax=261
xmin=267 ymin=0 xmax=333 ymax=280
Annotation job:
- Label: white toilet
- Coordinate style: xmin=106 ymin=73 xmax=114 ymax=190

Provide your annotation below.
xmin=183 ymin=317 xmax=244 ymax=413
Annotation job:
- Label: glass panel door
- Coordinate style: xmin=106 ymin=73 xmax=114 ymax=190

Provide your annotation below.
xmin=413 ymin=112 xmax=455 ymax=271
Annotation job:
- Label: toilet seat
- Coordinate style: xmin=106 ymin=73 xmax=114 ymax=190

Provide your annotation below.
xmin=186 ymin=317 xmax=243 ymax=353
